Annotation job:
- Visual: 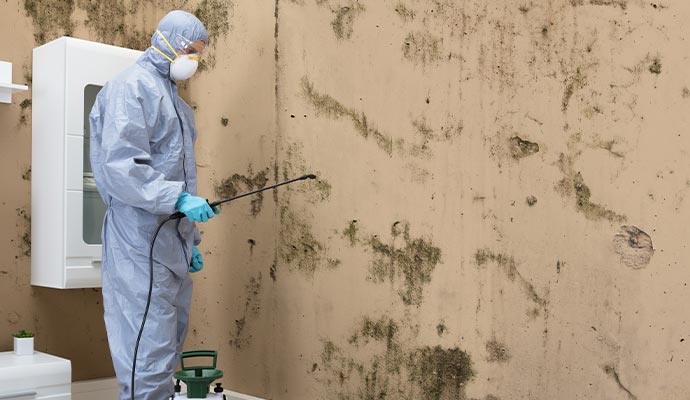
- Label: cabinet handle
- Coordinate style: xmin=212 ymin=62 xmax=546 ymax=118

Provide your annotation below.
xmin=0 ymin=391 xmax=37 ymax=399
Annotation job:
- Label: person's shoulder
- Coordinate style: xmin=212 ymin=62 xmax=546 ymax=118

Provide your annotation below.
xmin=104 ymin=64 xmax=163 ymax=99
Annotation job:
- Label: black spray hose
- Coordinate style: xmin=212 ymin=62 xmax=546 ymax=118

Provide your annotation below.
xmin=131 ymin=174 xmax=316 ymax=400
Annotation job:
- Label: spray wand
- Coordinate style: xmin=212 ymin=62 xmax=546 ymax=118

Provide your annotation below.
xmin=132 ymin=173 xmax=317 ymax=400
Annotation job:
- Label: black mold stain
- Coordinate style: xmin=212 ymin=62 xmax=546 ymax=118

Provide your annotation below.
xmin=509 ymin=136 xmax=539 ymax=159
xmin=407 ymin=346 xmax=474 ymax=400
xmin=485 ymin=339 xmax=511 ymax=362
xmin=367 ymin=221 xmax=442 ymax=307
xmin=402 ymin=31 xmax=444 ymax=66
xmin=343 ymin=220 xmax=359 ymax=246
xmin=331 ymin=4 xmax=365 ymax=40
xmin=526 ymin=196 xmax=538 ymax=206
xmin=562 ymin=67 xmax=586 ymax=112
xmin=301 ymin=77 xmax=394 ymax=156
xmin=248 ymin=239 xmax=256 ymax=255
xmin=194 ymin=0 xmax=233 ymax=71
xmin=214 ymin=168 xmax=270 ymax=216
xmin=279 ymin=206 xmax=326 ymax=276
xmin=76 ymin=0 xmax=149 ymax=50
xmin=269 ymin=263 xmax=277 ymax=282
xmin=229 ymin=273 xmax=262 ymax=349
xmin=682 ymin=87 xmax=690 ymax=98
xmin=16 ymin=208 xmax=31 ymax=257
xmin=282 ymin=143 xmax=331 ymax=203
xmin=23 ymin=0 xmax=75 ymax=44
xmin=411 ymin=117 xmax=434 ymax=158
xmin=603 ymin=364 xmax=637 ymax=400
xmin=394 ymin=2 xmax=415 ymax=21
xmin=597 ymin=139 xmax=624 ymax=158
xmin=18 ymin=99 xmax=32 ymax=126
xmin=194 ymin=0 xmax=232 ymax=43
xmin=556 ymin=260 xmax=565 ymax=274
xmin=436 ymin=321 xmax=447 ymax=336
xmin=573 ymin=172 xmax=626 ymax=223
xmin=22 ymin=167 xmax=31 ymax=181
xmin=649 ymin=57 xmax=662 ymax=74
xmin=221 ymin=117 xmax=229 ymax=126
xmin=319 ymin=316 xmax=474 ymax=400
xmin=570 ymin=0 xmax=627 ymax=9
xmin=613 ymin=226 xmax=654 ymax=269
xmin=475 ymin=248 xmax=546 ymax=307
xmin=557 ymin=153 xmax=627 ymax=223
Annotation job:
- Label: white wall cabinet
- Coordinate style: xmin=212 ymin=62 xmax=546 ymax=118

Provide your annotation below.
xmin=31 ymin=37 xmax=142 ymax=289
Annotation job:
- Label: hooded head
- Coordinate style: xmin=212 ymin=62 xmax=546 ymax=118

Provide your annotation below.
xmin=141 ymin=10 xmax=209 ymax=79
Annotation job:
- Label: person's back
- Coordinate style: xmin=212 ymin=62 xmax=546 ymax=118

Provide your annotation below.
xmin=88 ymin=10 xmax=215 ymax=400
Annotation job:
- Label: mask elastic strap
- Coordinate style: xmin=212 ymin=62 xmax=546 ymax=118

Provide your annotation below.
xmin=150 ymin=45 xmax=174 ymax=63
xmin=155 ymin=29 xmax=179 ymax=58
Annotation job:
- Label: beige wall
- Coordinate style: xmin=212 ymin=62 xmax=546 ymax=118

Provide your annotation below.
xmin=1 ymin=0 xmax=689 ymax=399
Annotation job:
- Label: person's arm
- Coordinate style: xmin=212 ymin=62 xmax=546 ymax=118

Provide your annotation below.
xmin=96 ymin=81 xmax=184 ymax=214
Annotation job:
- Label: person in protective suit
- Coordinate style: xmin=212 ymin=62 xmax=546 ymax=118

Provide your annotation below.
xmin=89 ymin=10 xmax=217 ymax=400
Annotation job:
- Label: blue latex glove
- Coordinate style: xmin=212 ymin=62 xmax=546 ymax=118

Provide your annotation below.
xmin=189 ymin=246 xmax=203 ymax=273
xmin=175 ymin=192 xmax=215 ymax=222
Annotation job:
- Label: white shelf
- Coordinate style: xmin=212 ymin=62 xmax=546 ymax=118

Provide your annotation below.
xmin=0 ymin=61 xmax=29 ymax=103
xmin=0 ymin=82 xmax=29 ymax=91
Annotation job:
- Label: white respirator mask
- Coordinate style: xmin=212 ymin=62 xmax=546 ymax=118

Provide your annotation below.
xmin=151 ymin=30 xmax=203 ymax=81
xmin=170 ymin=54 xmax=199 ymax=81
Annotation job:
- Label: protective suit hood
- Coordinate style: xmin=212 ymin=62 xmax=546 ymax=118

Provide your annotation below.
xmin=139 ymin=10 xmax=209 ymax=78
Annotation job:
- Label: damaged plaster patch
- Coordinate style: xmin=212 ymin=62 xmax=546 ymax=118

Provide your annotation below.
xmin=486 ymin=339 xmax=511 ymax=362
xmin=214 ymin=167 xmax=269 ymax=216
xmin=603 ymin=364 xmax=637 ymax=400
xmin=509 ymin=136 xmax=539 ymax=159
xmin=302 ymin=77 xmax=394 ymax=156
xmin=475 ymin=248 xmax=546 ymax=307
xmin=613 ymin=226 xmax=654 ymax=269
xmin=229 ymin=273 xmax=262 ymax=349
xmin=23 ymin=0 xmax=74 ymax=44
xmin=402 ymin=31 xmax=444 ymax=66
xmin=318 ymin=315 xmax=474 ymax=400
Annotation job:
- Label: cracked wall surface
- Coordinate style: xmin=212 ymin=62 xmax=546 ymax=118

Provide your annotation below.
xmin=2 ymin=0 xmax=690 ymax=399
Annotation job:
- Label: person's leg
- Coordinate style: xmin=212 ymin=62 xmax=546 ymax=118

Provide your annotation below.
xmin=103 ymin=259 xmax=184 ymax=400
xmin=175 ymin=275 xmax=194 ymax=355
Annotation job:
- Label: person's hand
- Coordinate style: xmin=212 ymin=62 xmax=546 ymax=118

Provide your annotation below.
xmin=189 ymin=246 xmax=203 ymax=273
xmin=175 ymin=192 xmax=215 ymax=222
xmin=212 ymin=205 xmax=221 ymax=215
